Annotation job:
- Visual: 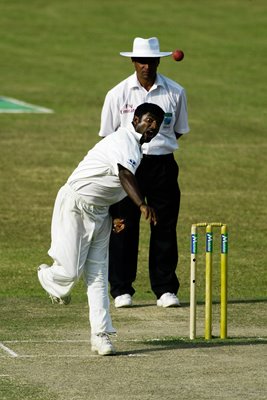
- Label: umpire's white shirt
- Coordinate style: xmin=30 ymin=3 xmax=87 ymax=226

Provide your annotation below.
xmin=68 ymin=124 xmax=142 ymax=204
xmin=98 ymin=72 xmax=190 ymax=155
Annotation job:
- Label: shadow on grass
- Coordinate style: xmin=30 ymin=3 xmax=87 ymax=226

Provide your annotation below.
xmin=117 ymin=336 xmax=267 ymax=356
xmin=130 ymin=298 xmax=267 ymax=309
xmin=182 ymin=299 xmax=267 ymax=307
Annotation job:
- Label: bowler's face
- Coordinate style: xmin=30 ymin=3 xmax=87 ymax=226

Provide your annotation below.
xmin=135 ymin=112 xmax=162 ymax=143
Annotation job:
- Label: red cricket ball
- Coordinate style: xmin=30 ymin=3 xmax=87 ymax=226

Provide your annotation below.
xmin=172 ymin=49 xmax=184 ymax=62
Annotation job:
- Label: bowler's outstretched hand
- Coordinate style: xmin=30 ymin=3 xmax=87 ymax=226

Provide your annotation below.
xmin=140 ymin=204 xmax=157 ymax=225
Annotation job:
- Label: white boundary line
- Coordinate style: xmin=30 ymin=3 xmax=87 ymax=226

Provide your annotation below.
xmin=4 ymin=339 xmax=90 ymax=343
xmin=1 ymin=338 xmax=266 ymax=359
xmin=0 ymin=96 xmax=54 ymax=113
xmin=0 ymin=342 xmax=18 ymax=358
xmin=3 ymin=338 xmax=155 ymax=343
xmin=0 ymin=339 xmax=152 ymax=358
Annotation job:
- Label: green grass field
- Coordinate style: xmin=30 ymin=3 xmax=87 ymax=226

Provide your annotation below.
xmin=0 ymin=1 xmax=266 ymax=399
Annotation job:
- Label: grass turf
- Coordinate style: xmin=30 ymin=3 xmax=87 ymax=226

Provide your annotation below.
xmin=0 ymin=1 xmax=266 ymax=305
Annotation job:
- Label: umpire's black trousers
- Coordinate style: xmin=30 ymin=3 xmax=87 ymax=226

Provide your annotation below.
xmin=109 ymin=153 xmax=180 ymax=299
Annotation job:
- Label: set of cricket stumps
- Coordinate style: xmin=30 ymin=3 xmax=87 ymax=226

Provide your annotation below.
xmin=189 ymin=222 xmax=228 ymax=340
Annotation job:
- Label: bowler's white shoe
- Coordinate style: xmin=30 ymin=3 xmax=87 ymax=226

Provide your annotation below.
xmin=157 ymin=293 xmax=180 ymax=308
xmin=114 ymin=294 xmax=132 ymax=308
xmin=37 ymin=264 xmax=71 ymax=305
xmin=91 ymin=333 xmax=116 ymax=356
xmin=49 ymin=293 xmax=71 ymax=305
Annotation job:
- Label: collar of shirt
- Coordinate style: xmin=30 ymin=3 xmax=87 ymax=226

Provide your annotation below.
xmin=129 ymin=72 xmax=165 ymax=91
xmin=126 ymin=122 xmax=143 ymax=145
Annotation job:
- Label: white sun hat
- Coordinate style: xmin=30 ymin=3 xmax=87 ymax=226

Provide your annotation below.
xmin=120 ymin=37 xmax=172 ymax=58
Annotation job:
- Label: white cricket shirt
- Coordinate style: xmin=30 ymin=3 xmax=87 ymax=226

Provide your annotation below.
xmin=99 ymin=72 xmax=189 ymax=155
xmin=67 ymin=125 xmax=142 ymax=206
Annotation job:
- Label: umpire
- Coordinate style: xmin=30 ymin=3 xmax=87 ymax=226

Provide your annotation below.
xmin=98 ymin=37 xmax=190 ymax=308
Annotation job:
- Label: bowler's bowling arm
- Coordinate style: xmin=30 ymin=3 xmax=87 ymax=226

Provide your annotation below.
xmin=118 ymin=164 xmax=157 ymax=225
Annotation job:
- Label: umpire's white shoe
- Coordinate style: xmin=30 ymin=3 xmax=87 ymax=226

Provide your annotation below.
xmin=157 ymin=293 xmax=180 ymax=308
xmin=37 ymin=264 xmax=71 ymax=305
xmin=91 ymin=333 xmax=116 ymax=356
xmin=114 ymin=294 xmax=132 ymax=308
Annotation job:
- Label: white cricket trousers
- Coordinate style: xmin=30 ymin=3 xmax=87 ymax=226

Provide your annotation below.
xmin=39 ymin=184 xmax=116 ymax=335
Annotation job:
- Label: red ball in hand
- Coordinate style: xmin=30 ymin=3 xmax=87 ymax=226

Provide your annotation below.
xmin=172 ymin=49 xmax=184 ymax=62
